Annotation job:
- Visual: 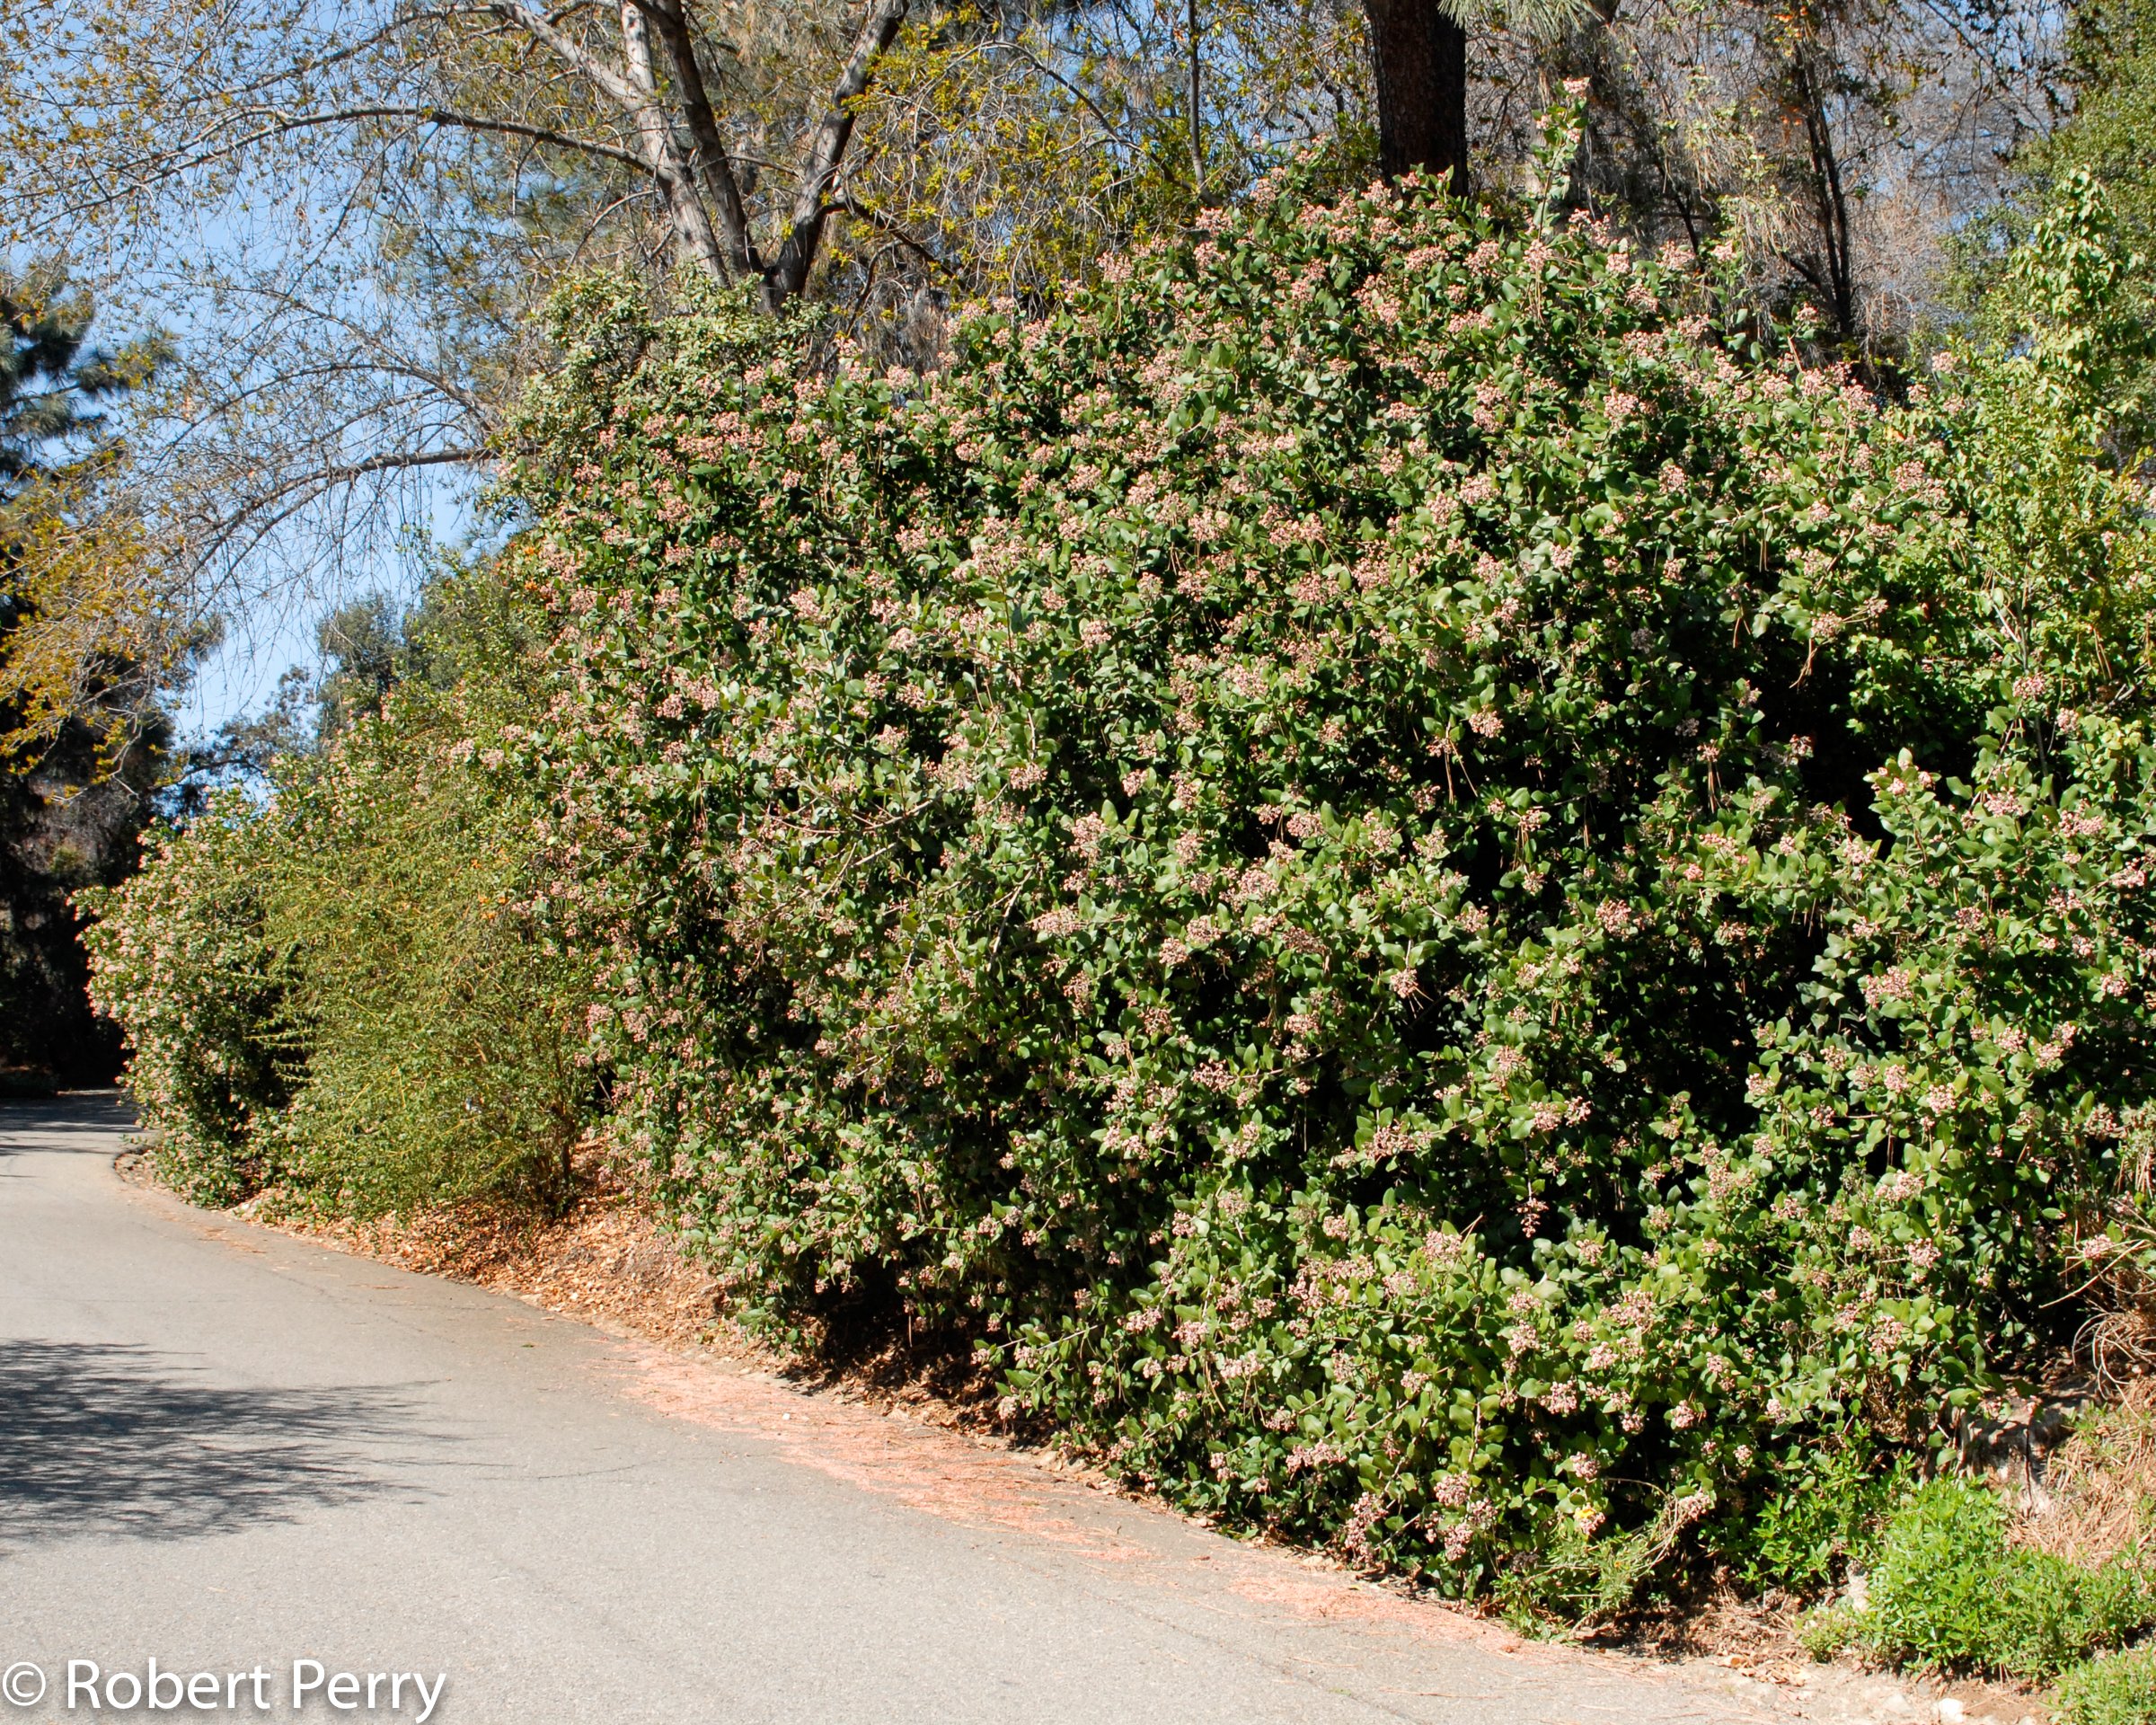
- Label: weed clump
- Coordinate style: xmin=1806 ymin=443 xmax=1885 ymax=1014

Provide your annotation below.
xmin=1802 ymin=1479 xmax=2156 ymax=1682
xmin=2055 ymin=1648 xmax=2156 ymax=1725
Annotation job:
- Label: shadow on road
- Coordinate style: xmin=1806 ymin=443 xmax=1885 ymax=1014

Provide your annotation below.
xmin=0 ymin=1091 xmax=137 ymax=1160
xmin=0 ymin=1340 xmax=439 ymax=1546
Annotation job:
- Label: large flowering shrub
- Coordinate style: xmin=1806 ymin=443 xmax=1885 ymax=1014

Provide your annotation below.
xmin=80 ymin=798 xmax=294 ymax=1204
xmin=506 ymin=153 xmax=2156 ymax=1588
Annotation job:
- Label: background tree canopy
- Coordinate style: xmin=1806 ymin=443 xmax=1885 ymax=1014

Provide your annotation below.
xmin=0 ymin=278 xmax=170 ymax=1084
xmin=0 ymin=0 xmax=2088 ymax=738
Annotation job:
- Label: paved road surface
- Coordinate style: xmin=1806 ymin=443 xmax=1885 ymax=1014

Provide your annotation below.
xmin=1 ymin=1095 xmax=1807 ymax=1725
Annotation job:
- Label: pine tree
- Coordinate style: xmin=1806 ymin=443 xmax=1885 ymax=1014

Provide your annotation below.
xmin=1363 ymin=0 xmax=1468 ymax=185
xmin=0 ymin=279 xmax=167 ymax=1088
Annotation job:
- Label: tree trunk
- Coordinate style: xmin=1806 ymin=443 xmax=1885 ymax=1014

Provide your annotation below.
xmin=617 ymin=0 xmax=729 ymax=274
xmin=644 ymin=0 xmax=764 ymax=279
xmin=1361 ymin=0 xmax=1468 ymax=189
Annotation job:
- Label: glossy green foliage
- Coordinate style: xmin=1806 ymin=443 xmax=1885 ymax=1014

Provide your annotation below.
xmin=502 ymin=142 xmax=2156 ymax=1591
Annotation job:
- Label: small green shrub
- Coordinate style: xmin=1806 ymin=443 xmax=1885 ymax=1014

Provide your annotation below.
xmin=1735 ymin=1440 xmax=1902 ymax=1593
xmin=1862 ymin=1480 xmax=2156 ymax=1680
xmin=2055 ymin=1648 xmax=2156 ymax=1725
xmin=1797 ymin=1597 xmax=1864 ymax=1660
xmin=85 ymin=569 xmax=596 ymax=1216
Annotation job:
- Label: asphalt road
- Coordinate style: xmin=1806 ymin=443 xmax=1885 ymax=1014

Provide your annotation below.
xmin=0 ymin=1094 xmax=1802 ymax=1725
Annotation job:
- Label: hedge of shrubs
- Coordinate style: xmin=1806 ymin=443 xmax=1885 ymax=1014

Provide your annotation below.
xmin=82 ymin=574 xmax=593 ymax=1215
xmin=88 ymin=115 xmax=2156 ymax=1603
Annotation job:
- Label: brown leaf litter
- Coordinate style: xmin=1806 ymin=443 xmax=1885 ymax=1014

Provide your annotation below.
xmin=2016 ymin=1378 xmax=2156 ymax=1567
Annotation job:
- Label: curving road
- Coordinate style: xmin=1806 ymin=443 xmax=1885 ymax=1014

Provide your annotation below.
xmin=1 ymin=1095 xmax=1815 ymax=1725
